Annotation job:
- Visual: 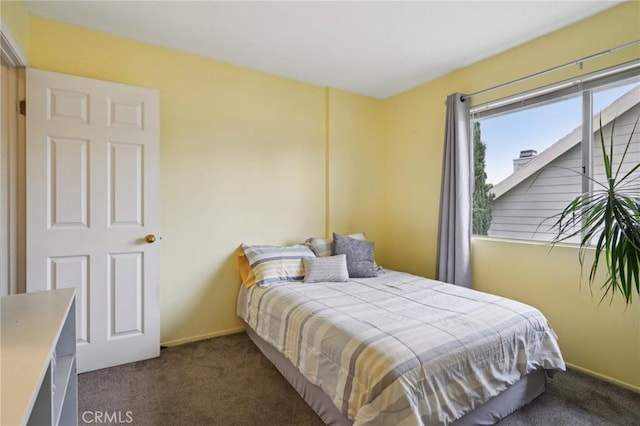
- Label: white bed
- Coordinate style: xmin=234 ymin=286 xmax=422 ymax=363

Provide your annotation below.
xmin=237 ymin=269 xmax=565 ymax=425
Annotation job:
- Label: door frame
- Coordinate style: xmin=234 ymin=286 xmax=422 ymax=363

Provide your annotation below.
xmin=1 ymin=20 xmax=27 ymax=296
xmin=1 ymin=19 xmax=28 ymax=67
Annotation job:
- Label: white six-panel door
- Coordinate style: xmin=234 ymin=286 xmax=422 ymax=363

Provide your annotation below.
xmin=26 ymin=68 xmax=160 ymax=372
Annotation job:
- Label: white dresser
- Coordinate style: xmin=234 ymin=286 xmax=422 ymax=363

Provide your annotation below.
xmin=1 ymin=288 xmax=78 ymax=425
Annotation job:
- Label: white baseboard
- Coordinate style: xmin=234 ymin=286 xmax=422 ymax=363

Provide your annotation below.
xmin=161 ymin=326 xmax=246 ymax=347
xmin=565 ymin=362 xmax=639 ymax=394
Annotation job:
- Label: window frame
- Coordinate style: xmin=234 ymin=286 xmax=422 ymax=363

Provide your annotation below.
xmin=470 ymin=64 xmax=640 ymax=243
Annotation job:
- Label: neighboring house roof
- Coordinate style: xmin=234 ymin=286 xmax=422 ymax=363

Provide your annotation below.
xmin=491 ymin=86 xmax=640 ymax=199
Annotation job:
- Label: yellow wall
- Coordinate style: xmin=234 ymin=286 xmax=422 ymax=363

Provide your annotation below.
xmin=383 ymin=75 xmax=457 ymax=278
xmin=327 ymin=88 xmax=386 ymax=250
xmin=0 ymin=0 xmax=29 ymax=58
xmin=0 ymin=1 xmax=29 ymax=54
xmin=383 ymin=2 xmax=640 ymax=390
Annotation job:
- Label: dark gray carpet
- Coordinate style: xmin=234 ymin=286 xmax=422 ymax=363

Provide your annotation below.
xmin=78 ymin=333 xmax=640 ymax=426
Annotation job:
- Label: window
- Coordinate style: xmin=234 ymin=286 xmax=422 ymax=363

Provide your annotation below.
xmin=472 ymin=73 xmax=640 ymax=243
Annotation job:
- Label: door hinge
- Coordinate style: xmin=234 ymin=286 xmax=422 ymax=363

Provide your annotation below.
xmin=18 ymin=100 xmax=26 ymax=115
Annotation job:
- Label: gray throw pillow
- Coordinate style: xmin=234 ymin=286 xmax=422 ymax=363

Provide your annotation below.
xmin=302 ymin=255 xmax=349 ymax=283
xmin=332 ymin=233 xmax=377 ymax=278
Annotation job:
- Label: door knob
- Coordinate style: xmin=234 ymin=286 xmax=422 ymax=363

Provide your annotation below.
xmin=145 ymin=234 xmax=157 ymax=244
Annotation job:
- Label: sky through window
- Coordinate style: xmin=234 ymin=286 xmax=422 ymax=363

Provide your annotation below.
xmin=479 ymin=82 xmax=638 ymax=186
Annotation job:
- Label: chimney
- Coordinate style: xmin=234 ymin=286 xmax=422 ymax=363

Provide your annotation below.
xmin=513 ymin=149 xmax=537 ymax=172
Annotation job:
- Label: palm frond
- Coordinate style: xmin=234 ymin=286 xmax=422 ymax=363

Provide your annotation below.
xmin=546 ymin=112 xmax=640 ymax=305
xmin=614 ymin=113 xmax=640 ymax=181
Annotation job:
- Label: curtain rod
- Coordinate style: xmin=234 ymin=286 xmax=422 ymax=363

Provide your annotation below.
xmin=461 ymin=39 xmax=640 ymax=101
xmin=469 ymin=59 xmax=640 ymax=115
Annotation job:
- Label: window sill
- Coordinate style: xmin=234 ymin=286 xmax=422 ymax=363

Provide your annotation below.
xmin=471 ymin=235 xmax=588 ymax=251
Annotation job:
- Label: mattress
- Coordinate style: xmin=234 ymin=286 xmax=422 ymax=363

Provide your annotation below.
xmin=237 ymin=269 xmax=565 ymax=425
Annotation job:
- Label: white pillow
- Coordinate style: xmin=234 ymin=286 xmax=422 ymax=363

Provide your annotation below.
xmin=302 ymin=254 xmax=349 ymax=283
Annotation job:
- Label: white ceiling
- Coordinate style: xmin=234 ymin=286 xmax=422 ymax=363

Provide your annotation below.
xmin=23 ymin=1 xmax=623 ymax=99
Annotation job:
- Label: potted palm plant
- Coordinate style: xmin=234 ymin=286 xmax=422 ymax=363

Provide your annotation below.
xmin=545 ymin=114 xmax=640 ymax=305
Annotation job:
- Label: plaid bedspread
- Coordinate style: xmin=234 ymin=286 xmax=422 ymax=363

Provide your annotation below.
xmin=237 ymin=270 xmax=565 ymax=425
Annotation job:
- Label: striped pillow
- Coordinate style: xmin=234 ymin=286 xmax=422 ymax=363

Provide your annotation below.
xmin=305 ymin=232 xmax=366 ymax=257
xmin=241 ymin=243 xmax=315 ymax=287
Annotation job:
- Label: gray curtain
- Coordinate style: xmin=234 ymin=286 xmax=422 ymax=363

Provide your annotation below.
xmin=436 ymin=93 xmax=472 ymax=288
